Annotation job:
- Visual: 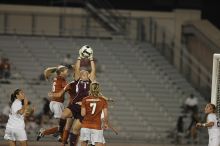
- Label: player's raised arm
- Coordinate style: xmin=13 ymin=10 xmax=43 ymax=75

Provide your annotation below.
xmin=74 ymin=46 xmax=85 ymax=80
xmin=74 ymin=58 xmax=81 ymax=81
xmin=44 ymin=67 xmax=57 ymax=80
xmin=89 ymin=55 xmax=96 ymax=82
xmin=17 ymin=95 xmax=29 ymax=115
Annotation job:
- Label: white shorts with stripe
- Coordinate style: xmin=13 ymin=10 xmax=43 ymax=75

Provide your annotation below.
xmin=49 ymin=101 xmax=64 ymax=118
xmin=80 ymin=128 xmax=105 ymax=145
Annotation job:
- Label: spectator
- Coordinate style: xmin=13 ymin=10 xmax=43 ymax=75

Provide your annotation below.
xmin=26 ymin=116 xmax=38 ymax=134
xmin=95 ymin=59 xmax=104 ymax=73
xmin=42 ymin=97 xmax=50 ymax=116
xmin=0 ymin=103 xmax=10 ymax=124
xmin=39 ymin=73 xmax=45 ymax=81
xmin=0 ymin=49 xmax=2 ymax=56
xmin=0 ymin=58 xmax=3 ymax=78
xmin=63 ymin=54 xmax=73 ymax=69
xmin=176 ymin=112 xmax=185 ymax=135
xmin=186 ymin=112 xmax=199 ymax=144
xmin=0 ymin=58 xmax=11 ymax=80
xmin=2 ymin=103 xmax=10 ymax=117
xmin=175 ymin=112 xmax=186 ymax=144
xmin=184 ymin=94 xmax=198 ymax=113
xmin=35 ymin=98 xmax=51 ymax=126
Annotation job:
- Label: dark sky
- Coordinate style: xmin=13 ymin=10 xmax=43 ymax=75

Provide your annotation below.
xmin=0 ymin=0 xmax=220 ymax=28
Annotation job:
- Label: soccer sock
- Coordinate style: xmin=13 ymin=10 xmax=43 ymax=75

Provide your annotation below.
xmin=62 ymin=130 xmax=69 ymax=143
xmin=69 ymin=133 xmax=78 ymax=146
xmin=58 ymin=119 xmax=66 ymax=133
xmin=43 ymin=127 xmax=58 ymax=135
xmin=75 ymin=135 xmax=79 ymax=146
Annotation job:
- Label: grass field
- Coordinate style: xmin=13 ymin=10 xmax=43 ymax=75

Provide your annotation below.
xmin=0 ymin=141 xmax=205 ymax=146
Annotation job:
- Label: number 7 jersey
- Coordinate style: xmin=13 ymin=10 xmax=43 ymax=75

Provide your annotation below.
xmin=81 ymin=96 xmax=108 ymax=130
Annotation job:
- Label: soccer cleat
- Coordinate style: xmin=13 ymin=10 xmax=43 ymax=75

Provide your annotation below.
xmin=36 ymin=128 xmax=45 ymax=141
xmin=57 ymin=135 xmax=62 ymax=142
xmin=52 ymin=132 xmax=59 ymax=138
xmin=57 ymin=136 xmax=68 ymax=144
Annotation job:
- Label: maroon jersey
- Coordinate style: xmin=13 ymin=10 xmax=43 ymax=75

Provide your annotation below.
xmin=66 ymin=79 xmax=91 ymax=104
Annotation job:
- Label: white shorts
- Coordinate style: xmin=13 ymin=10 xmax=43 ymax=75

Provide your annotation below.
xmin=209 ymin=136 xmax=220 ymax=146
xmin=4 ymin=127 xmax=27 ymax=141
xmin=49 ymin=101 xmax=64 ymax=118
xmin=88 ymin=133 xmax=105 ymax=145
xmin=80 ymin=128 xmax=104 ymax=145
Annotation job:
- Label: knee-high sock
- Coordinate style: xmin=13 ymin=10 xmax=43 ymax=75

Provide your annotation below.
xmin=43 ymin=127 xmax=58 ymax=135
xmin=58 ymin=119 xmax=66 ymax=133
xmin=69 ymin=133 xmax=78 ymax=146
xmin=62 ymin=130 xmax=69 ymax=143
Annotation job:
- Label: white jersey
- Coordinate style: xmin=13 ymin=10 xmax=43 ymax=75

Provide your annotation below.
xmin=207 ymin=113 xmax=220 ymax=138
xmin=6 ymin=99 xmax=25 ymax=129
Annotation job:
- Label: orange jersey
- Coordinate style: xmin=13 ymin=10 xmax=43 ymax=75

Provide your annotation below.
xmin=52 ymin=76 xmax=67 ymax=103
xmin=81 ymin=96 xmax=108 ymax=130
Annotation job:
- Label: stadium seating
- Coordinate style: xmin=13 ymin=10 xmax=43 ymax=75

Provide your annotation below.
xmin=0 ymin=35 xmax=207 ymax=144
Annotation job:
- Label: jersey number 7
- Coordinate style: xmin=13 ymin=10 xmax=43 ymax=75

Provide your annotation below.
xmin=90 ymin=103 xmax=97 ymax=115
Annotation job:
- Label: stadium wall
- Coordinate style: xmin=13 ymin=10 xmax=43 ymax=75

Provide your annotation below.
xmin=180 ymin=20 xmax=220 ymax=98
xmin=0 ymin=4 xmax=111 ymax=37
xmin=0 ymin=5 xmax=201 ymax=37
xmin=0 ymin=4 xmax=201 ymax=70
xmin=183 ymin=34 xmax=214 ymax=98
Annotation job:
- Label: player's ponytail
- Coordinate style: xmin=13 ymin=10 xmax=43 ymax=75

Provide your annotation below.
xmin=89 ymin=82 xmax=101 ymax=97
xmin=10 ymin=89 xmax=21 ymax=106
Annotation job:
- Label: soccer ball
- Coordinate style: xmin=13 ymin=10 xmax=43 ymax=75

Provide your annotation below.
xmin=79 ymin=45 xmax=93 ymax=58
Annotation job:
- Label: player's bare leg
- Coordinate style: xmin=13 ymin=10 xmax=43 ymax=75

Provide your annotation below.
xmin=58 ymin=108 xmax=73 ymax=136
xmin=37 ymin=119 xmax=59 ymax=141
xmin=95 ymin=142 xmax=104 ymax=146
xmin=20 ymin=141 xmax=28 ymax=146
xmin=43 ymin=126 xmax=59 ymax=136
xmin=61 ymin=118 xmax=73 ymax=144
xmin=8 ymin=141 xmax=16 ymax=146
xmin=81 ymin=141 xmax=88 ymax=146
xmin=70 ymin=119 xmax=82 ymax=146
